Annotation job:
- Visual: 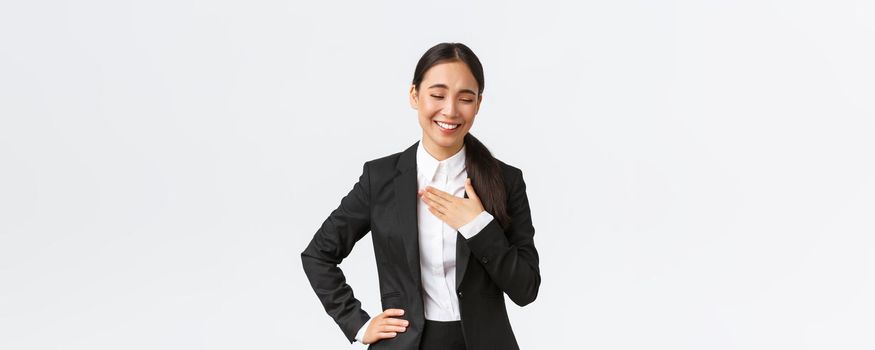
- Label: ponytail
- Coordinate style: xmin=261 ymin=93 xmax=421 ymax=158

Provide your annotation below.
xmin=464 ymin=133 xmax=511 ymax=230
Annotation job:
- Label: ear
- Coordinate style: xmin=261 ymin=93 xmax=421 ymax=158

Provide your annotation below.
xmin=409 ymin=84 xmax=419 ymax=110
xmin=473 ymin=93 xmax=483 ymax=115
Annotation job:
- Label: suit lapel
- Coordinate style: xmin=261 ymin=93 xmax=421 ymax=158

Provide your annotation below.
xmin=394 ymin=141 xmax=421 ymax=289
xmin=456 ymin=190 xmax=471 ymax=289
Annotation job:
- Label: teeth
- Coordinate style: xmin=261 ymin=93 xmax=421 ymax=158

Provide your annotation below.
xmin=436 ymin=121 xmax=459 ymax=130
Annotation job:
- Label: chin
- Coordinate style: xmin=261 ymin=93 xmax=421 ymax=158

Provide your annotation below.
xmin=432 ymin=133 xmax=463 ymax=144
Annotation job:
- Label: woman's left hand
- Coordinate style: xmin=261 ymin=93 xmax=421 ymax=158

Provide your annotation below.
xmin=419 ymin=178 xmax=485 ymax=230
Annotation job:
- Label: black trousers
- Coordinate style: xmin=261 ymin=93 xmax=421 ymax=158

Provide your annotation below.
xmin=419 ymin=320 xmax=467 ymax=350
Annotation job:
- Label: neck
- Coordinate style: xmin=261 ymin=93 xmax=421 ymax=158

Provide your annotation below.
xmin=422 ymin=134 xmax=464 ymax=161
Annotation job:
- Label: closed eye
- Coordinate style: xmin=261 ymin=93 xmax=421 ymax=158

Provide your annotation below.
xmin=431 ymin=95 xmax=473 ymax=103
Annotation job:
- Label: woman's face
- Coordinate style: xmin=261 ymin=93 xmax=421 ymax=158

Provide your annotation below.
xmin=410 ymin=60 xmax=482 ymax=157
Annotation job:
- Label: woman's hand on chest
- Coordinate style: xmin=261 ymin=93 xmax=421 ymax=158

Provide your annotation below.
xmin=418 ymin=177 xmax=485 ymax=230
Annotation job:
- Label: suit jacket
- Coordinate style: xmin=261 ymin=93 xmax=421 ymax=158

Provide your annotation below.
xmin=301 ymin=140 xmax=540 ymax=350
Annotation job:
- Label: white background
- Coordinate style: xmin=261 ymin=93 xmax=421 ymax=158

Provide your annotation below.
xmin=1 ymin=1 xmax=873 ymax=349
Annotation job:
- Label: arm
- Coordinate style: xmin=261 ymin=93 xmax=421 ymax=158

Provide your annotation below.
xmin=458 ymin=211 xmax=495 ymax=240
xmin=464 ymin=168 xmax=541 ymax=306
xmin=354 ymin=318 xmax=372 ymax=345
xmin=301 ymin=161 xmax=372 ymax=343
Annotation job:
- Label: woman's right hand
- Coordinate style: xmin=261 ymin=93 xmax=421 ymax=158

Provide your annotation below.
xmin=362 ymin=309 xmax=408 ymax=344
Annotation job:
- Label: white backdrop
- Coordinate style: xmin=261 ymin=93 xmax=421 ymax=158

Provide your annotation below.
xmin=1 ymin=1 xmax=873 ymax=349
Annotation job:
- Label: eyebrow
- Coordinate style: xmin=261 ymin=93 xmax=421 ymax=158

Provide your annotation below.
xmin=427 ymin=83 xmax=477 ymax=95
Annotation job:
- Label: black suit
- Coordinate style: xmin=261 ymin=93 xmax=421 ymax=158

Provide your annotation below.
xmin=301 ymin=140 xmax=540 ymax=350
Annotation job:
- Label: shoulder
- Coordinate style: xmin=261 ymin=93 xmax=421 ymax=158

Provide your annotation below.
xmin=368 ymin=149 xmax=403 ymax=164
xmin=363 ymin=148 xmax=405 ymax=174
xmin=355 ymin=143 xmax=414 ymax=185
xmin=495 ymin=157 xmax=522 ymax=176
xmin=494 ymin=157 xmax=526 ymax=192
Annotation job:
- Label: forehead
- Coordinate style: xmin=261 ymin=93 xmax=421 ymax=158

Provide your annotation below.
xmin=421 ymin=61 xmax=478 ymax=91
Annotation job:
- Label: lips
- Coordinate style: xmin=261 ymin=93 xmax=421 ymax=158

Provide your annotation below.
xmin=434 ymin=120 xmax=460 ymax=130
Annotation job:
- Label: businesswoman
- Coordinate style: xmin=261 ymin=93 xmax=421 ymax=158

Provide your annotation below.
xmin=301 ymin=42 xmax=540 ymax=350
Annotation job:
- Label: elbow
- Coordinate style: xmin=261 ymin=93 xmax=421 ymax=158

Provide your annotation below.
xmin=300 ymin=248 xmax=326 ymax=275
xmin=300 ymin=248 xmax=314 ymax=266
xmin=300 ymin=241 xmax=338 ymax=267
xmin=300 ymin=250 xmax=309 ymax=267
xmin=509 ymin=274 xmax=541 ymax=307
xmin=300 ymin=251 xmax=313 ymax=275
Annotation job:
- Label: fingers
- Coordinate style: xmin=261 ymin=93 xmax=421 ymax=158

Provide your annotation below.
xmin=365 ymin=331 xmax=398 ymax=344
xmin=464 ymin=178 xmax=479 ymax=199
xmin=379 ymin=309 xmax=408 ymax=332
xmin=421 ymin=188 xmax=452 ymax=208
xmin=367 ymin=309 xmax=408 ymax=343
xmin=382 ymin=308 xmax=405 ymax=317
xmin=424 ymin=186 xmax=453 ymax=201
xmin=422 ymin=194 xmax=448 ymax=212
xmin=383 ymin=317 xmax=409 ymax=327
xmin=379 ymin=324 xmax=407 ymax=332
xmin=427 ymin=205 xmax=445 ymax=218
xmin=375 ymin=332 xmax=398 ymax=339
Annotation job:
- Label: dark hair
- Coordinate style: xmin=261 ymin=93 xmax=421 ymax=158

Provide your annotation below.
xmin=412 ymin=42 xmax=511 ymax=230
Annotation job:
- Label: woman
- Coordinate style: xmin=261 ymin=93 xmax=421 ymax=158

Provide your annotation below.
xmin=301 ymin=42 xmax=540 ymax=350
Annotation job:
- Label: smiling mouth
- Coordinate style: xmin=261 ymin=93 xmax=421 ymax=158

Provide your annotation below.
xmin=435 ymin=120 xmax=461 ymax=130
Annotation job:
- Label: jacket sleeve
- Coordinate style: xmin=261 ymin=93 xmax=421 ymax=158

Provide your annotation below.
xmin=301 ymin=161 xmax=372 ymax=343
xmin=464 ymin=167 xmax=541 ymax=306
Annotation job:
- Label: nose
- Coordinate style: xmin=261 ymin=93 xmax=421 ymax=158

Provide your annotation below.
xmin=442 ymin=100 xmax=459 ymax=119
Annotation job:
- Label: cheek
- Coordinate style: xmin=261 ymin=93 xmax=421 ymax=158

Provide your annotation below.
xmin=461 ymin=105 xmax=477 ymax=121
xmin=461 ymin=104 xmax=477 ymax=115
xmin=421 ymin=99 xmax=441 ymax=113
xmin=417 ymin=102 xmax=441 ymax=121
xmin=418 ymin=109 xmax=435 ymax=127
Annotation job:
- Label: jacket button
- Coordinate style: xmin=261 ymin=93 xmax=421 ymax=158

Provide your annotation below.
xmin=481 ymin=256 xmax=489 ymax=264
xmin=457 ymin=290 xmax=463 ymax=298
